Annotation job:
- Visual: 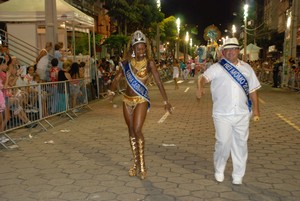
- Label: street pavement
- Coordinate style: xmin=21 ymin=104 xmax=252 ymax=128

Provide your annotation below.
xmin=0 ymin=77 xmax=300 ymax=201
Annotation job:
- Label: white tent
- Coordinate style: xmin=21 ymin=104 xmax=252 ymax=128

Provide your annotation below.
xmin=240 ymin=43 xmax=261 ymax=61
xmin=0 ymin=0 xmax=94 ymax=27
xmin=0 ymin=0 xmax=95 ymax=65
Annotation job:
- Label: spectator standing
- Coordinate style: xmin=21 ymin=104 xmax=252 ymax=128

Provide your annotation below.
xmin=272 ymin=60 xmax=281 ymax=88
xmin=49 ymin=58 xmax=60 ymax=114
xmin=36 ymin=42 xmax=52 ymax=82
xmin=0 ymin=57 xmax=7 ymax=131
xmin=180 ymin=60 xmax=189 ymax=80
xmin=90 ymin=55 xmax=98 ymax=98
xmin=54 ymin=43 xmax=64 ymax=70
xmin=69 ymin=62 xmax=81 ymax=111
xmin=57 ymin=60 xmax=72 ymax=111
xmin=190 ymin=60 xmax=196 ymax=77
xmin=172 ymin=59 xmax=180 ymax=90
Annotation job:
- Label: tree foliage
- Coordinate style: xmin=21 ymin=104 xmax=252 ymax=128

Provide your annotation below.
xmin=103 ymin=0 xmax=166 ymax=57
xmin=104 ymin=0 xmax=164 ymax=35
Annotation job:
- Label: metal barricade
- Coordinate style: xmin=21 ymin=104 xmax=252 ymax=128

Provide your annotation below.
xmin=0 ymin=78 xmax=90 ymax=149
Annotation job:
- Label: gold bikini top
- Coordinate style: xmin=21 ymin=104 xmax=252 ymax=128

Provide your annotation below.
xmin=130 ymin=58 xmax=149 ymax=80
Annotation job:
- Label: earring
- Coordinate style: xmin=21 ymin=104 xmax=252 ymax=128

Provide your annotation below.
xmin=131 ymin=51 xmax=135 ymax=58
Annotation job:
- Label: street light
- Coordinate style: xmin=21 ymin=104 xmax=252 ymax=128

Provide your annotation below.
xmin=232 ymin=24 xmax=236 ymax=37
xmin=176 ymin=18 xmax=180 ymax=34
xmin=156 ymin=0 xmax=161 ymax=11
xmin=156 ymin=0 xmax=161 ymax=61
xmin=184 ymin=31 xmax=189 ymax=62
xmin=176 ymin=18 xmax=180 ymax=60
xmin=185 ymin=31 xmax=189 ymax=43
xmin=243 ymin=4 xmax=248 ymax=61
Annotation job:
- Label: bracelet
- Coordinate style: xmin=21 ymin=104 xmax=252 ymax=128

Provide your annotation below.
xmin=163 ymin=101 xmax=168 ymax=105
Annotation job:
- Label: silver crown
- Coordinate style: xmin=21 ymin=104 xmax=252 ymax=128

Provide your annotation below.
xmin=131 ymin=30 xmax=146 ymax=46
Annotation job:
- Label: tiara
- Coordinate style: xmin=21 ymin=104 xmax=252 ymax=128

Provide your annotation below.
xmin=131 ymin=30 xmax=146 ymax=46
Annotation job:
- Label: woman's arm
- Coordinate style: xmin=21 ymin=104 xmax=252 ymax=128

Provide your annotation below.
xmin=36 ymin=49 xmax=47 ymax=63
xmin=149 ymin=60 xmax=173 ymax=113
xmin=110 ymin=69 xmax=123 ymax=91
xmin=65 ymin=72 xmax=72 ymax=81
xmin=107 ymin=63 xmax=124 ymax=103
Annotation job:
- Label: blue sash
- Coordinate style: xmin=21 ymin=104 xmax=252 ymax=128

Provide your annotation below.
xmin=122 ymin=62 xmax=150 ymax=109
xmin=219 ymin=58 xmax=252 ymax=112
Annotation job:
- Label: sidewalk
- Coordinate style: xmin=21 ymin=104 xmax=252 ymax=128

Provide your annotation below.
xmin=0 ymin=78 xmax=300 ymax=201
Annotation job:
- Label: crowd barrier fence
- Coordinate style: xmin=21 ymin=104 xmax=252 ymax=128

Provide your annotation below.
xmin=0 ymin=78 xmax=90 ymax=149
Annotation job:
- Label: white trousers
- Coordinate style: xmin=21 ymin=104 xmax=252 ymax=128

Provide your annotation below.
xmin=213 ymin=113 xmax=251 ymax=179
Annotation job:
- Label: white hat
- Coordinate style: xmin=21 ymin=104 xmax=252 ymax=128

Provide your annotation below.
xmin=131 ymin=30 xmax=146 ymax=46
xmin=222 ymin=37 xmax=240 ymax=50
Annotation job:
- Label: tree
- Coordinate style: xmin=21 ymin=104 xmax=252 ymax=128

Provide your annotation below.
xmin=74 ymin=32 xmax=103 ymax=55
xmin=159 ymin=16 xmax=178 ymax=59
xmin=104 ymin=0 xmax=164 ymax=57
xmin=102 ymin=34 xmax=129 ymax=56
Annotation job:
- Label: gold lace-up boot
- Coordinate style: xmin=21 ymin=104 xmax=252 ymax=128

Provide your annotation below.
xmin=137 ymin=138 xmax=147 ymax=180
xmin=128 ymin=137 xmax=139 ymax=177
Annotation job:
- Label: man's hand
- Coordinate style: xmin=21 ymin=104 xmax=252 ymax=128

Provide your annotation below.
xmin=196 ymin=88 xmax=205 ymax=100
xmin=253 ymin=116 xmax=260 ymax=121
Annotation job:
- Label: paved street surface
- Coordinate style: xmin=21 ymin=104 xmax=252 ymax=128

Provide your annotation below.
xmin=1 ymin=77 xmax=300 ymax=201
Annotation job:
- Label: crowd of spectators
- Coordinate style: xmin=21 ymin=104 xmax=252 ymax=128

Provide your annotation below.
xmin=0 ymin=42 xmax=90 ymax=132
xmin=249 ymin=59 xmax=300 ymax=90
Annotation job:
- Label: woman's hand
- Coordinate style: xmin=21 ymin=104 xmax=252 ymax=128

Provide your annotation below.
xmin=164 ymin=102 xmax=173 ymax=114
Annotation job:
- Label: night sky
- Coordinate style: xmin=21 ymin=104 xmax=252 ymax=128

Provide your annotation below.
xmin=161 ymin=0 xmax=245 ymax=44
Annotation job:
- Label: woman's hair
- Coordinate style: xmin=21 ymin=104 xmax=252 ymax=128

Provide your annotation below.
xmin=62 ymin=60 xmax=72 ymax=70
xmin=69 ymin=62 xmax=80 ymax=78
xmin=27 ymin=65 xmax=35 ymax=74
xmin=45 ymin=42 xmax=52 ymax=49
xmin=54 ymin=43 xmax=61 ymax=51
xmin=79 ymin=61 xmax=86 ymax=68
xmin=6 ymin=54 xmax=12 ymax=66
xmin=51 ymin=58 xmax=59 ymax=67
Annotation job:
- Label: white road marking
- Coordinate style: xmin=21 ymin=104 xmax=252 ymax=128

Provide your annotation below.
xmin=158 ymin=107 xmax=175 ymax=123
xmin=276 ymin=113 xmax=300 ymax=132
xmin=162 ymin=143 xmax=176 ymax=147
xmin=158 ymin=112 xmax=170 ymax=123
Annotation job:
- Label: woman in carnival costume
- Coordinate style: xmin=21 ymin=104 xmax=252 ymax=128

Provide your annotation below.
xmin=108 ymin=30 xmax=173 ymax=180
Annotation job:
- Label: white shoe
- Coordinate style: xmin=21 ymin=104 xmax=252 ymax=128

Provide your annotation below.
xmin=232 ymin=178 xmax=243 ymax=185
xmin=214 ymin=173 xmax=224 ymax=182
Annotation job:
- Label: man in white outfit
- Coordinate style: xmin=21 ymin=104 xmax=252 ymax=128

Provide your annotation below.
xmin=196 ymin=38 xmax=261 ymax=185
